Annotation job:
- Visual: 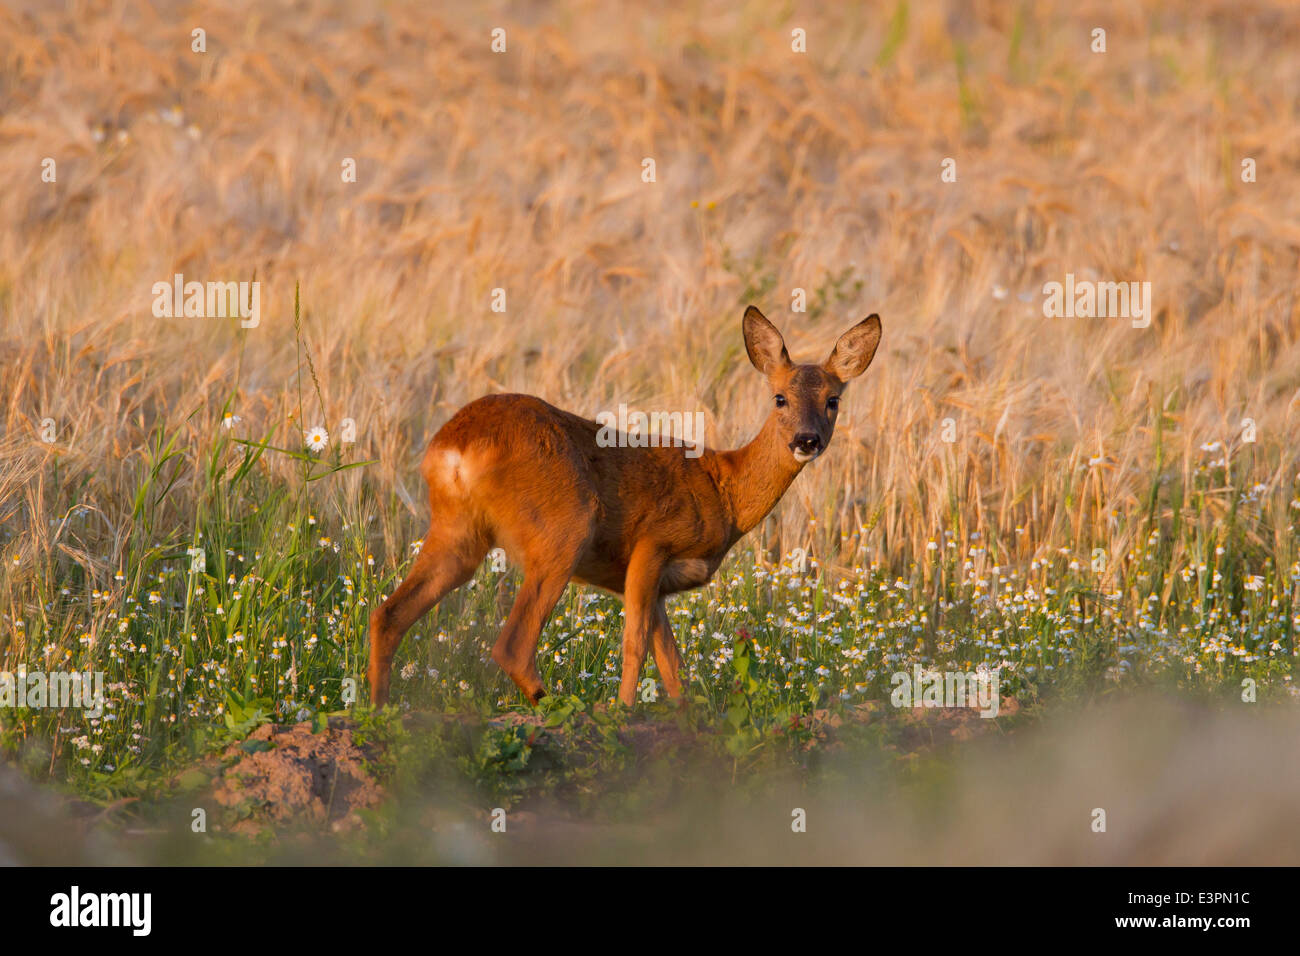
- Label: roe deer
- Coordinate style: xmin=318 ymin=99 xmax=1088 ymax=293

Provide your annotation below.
xmin=368 ymin=306 xmax=882 ymax=707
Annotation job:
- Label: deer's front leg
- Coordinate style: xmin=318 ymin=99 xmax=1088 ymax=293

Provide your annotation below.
xmin=619 ymin=542 xmax=664 ymax=706
xmin=650 ymin=600 xmax=684 ymax=700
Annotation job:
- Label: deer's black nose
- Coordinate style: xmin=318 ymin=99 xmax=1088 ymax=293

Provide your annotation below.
xmin=791 ymin=433 xmax=821 ymax=455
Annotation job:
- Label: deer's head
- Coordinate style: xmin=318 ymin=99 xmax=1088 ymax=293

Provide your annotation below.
xmin=742 ymin=305 xmax=882 ymax=464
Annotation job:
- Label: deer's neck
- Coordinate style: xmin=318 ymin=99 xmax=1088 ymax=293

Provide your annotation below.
xmin=715 ymin=416 xmax=804 ymax=535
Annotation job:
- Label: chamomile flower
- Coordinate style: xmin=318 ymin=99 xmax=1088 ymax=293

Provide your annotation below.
xmin=304 ymin=426 xmax=329 ymax=453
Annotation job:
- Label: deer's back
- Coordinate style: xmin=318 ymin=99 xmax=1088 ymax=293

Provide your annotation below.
xmin=421 ymin=394 xmax=736 ymax=588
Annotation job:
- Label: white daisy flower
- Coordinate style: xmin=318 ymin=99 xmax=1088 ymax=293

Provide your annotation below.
xmin=304 ymin=426 xmax=329 ymax=453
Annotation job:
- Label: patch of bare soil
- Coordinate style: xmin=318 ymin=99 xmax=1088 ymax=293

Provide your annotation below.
xmin=880 ymin=695 xmax=1022 ymax=747
xmin=615 ymin=718 xmax=701 ymax=758
xmin=212 ymin=719 xmax=382 ymax=834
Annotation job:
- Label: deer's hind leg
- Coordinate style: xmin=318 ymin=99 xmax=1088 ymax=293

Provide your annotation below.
xmin=368 ymin=513 xmax=487 ymax=707
xmin=490 ymin=566 xmax=574 ymax=703
xmin=489 ymin=501 xmax=597 ymax=704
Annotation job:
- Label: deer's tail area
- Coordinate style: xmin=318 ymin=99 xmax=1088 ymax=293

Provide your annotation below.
xmin=420 ymin=394 xmax=601 ymax=570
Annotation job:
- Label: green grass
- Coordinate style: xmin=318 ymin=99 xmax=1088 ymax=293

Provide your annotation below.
xmin=2 ymin=415 xmax=1296 ymax=804
xmin=2 ymin=289 xmax=1297 ymax=814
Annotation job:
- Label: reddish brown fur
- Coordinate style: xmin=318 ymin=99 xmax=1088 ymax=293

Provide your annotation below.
xmin=368 ymin=306 xmax=882 ymax=706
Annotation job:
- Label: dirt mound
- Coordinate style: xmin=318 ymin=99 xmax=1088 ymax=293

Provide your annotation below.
xmin=213 ymin=720 xmax=382 ymax=833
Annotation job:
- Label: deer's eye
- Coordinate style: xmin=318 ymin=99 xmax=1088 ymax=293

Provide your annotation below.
xmin=827 ymin=396 xmax=840 ymax=412
xmin=774 ymin=394 xmax=787 ymax=408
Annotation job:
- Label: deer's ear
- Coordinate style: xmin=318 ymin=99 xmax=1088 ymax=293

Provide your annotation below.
xmin=824 ymin=313 xmax=882 ymax=381
xmin=742 ymin=306 xmax=791 ymax=376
